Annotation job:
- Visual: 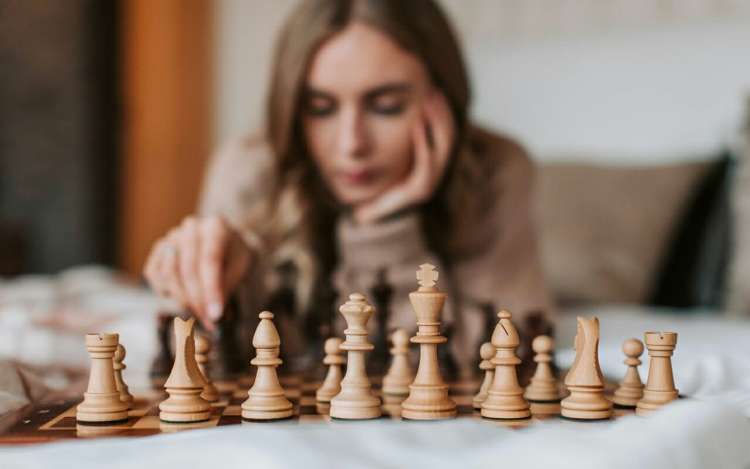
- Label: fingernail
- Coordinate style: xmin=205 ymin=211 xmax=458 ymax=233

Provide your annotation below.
xmin=207 ymin=302 xmax=223 ymax=320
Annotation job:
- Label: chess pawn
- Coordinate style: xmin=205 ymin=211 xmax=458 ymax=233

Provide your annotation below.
xmin=159 ymin=317 xmax=211 ymax=423
xmin=330 ymin=294 xmax=381 ymax=419
xmin=636 ymin=332 xmax=679 ymax=416
xmin=613 ymin=338 xmax=645 ymax=408
xmin=524 ymin=335 xmax=561 ymax=402
xmin=401 ymin=264 xmax=456 ymax=420
xmin=472 ymin=342 xmax=495 ymax=409
xmin=194 ymin=334 xmax=219 ymax=402
xmin=77 ymin=333 xmax=130 ymax=423
xmin=481 ymin=311 xmax=531 ymax=420
xmin=382 ymin=329 xmax=414 ymax=398
xmin=113 ymin=344 xmax=134 ymax=408
xmin=316 ymin=337 xmax=345 ymax=403
xmin=561 ymin=317 xmax=613 ymax=420
xmin=241 ymin=311 xmax=294 ymax=420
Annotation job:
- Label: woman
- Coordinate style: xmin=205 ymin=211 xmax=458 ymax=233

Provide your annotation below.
xmin=144 ymin=0 xmax=551 ymax=377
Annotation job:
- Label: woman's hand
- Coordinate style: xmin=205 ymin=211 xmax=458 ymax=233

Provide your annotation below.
xmin=353 ymin=89 xmax=455 ymax=225
xmin=143 ymin=215 xmax=252 ymax=331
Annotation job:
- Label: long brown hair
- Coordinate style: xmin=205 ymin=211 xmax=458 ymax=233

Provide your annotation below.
xmin=259 ymin=0 xmax=490 ymax=307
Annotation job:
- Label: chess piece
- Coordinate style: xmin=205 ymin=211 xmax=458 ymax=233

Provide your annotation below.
xmin=401 ymin=264 xmax=456 ymax=420
xmin=241 ymin=311 xmax=294 ymax=420
xmin=636 ymin=332 xmax=679 ymax=416
xmin=561 ymin=317 xmax=612 ymax=420
xmin=382 ymin=329 xmax=414 ymax=398
xmin=330 ymin=294 xmax=381 ymax=419
xmin=159 ymin=317 xmax=211 ymax=423
xmin=370 ymin=268 xmax=393 ymax=374
xmin=77 ymin=333 xmax=130 ymax=423
xmin=480 ymin=311 xmax=531 ymax=420
xmin=194 ymin=334 xmax=219 ymax=402
xmin=613 ymin=338 xmax=645 ymax=408
xmin=524 ymin=335 xmax=561 ymax=402
xmin=113 ymin=344 xmax=134 ymax=408
xmin=472 ymin=342 xmax=495 ymax=409
xmin=316 ymin=337 xmax=345 ymax=403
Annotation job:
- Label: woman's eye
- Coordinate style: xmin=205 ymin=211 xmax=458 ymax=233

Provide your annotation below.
xmin=370 ymin=97 xmax=406 ymax=116
xmin=304 ymin=96 xmax=336 ymax=117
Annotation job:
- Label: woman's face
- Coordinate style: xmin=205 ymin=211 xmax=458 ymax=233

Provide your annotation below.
xmin=302 ymin=22 xmax=431 ymax=207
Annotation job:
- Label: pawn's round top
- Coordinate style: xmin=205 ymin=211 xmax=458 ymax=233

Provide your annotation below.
xmin=195 ymin=334 xmax=210 ymax=354
xmin=114 ymin=344 xmax=126 ymax=362
xmin=532 ymin=335 xmax=553 ymax=354
xmin=324 ymin=337 xmax=343 ymax=355
xmin=622 ymin=338 xmax=644 ymax=357
xmin=479 ymin=342 xmax=495 ymax=360
xmin=392 ymin=329 xmax=410 ymax=347
xmin=259 ymin=311 xmax=275 ymax=320
xmin=498 ymin=310 xmax=512 ymax=320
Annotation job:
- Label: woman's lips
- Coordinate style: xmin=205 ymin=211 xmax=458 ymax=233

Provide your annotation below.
xmin=338 ymin=168 xmax=377 ymax=185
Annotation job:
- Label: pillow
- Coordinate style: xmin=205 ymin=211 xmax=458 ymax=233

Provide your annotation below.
xmin=535 ymin=161 xmax=709 ymax=307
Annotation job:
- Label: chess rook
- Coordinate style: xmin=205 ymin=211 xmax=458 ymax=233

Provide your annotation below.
xmin=159 ymin=317 xmax=211 ymax=423
xmin=316 ymin=337 xmax=345 ymax=403
xmin=480 ymin=311 xmax=531 ymax=420
xmin=77 ymin=333 xmax=130 ymax=423
xmin=195 ymin=334 xmax=219 ymax=402
xmin=241 ymin=311 xmax=294 ymax=420
xmin=613 ymin=338 xmax=645 ymax=408
xmin=401 ymin=264 xmax=456 ymax=420
xmin=561 ymin=317 xmax=613 ymax=420
xmin=382 ymin=329 xmax=414 ymax=399
xmin=113 ymin=344 xmax=134 ymax=409
xmin=636 ymin=332 xmax=678 ymax=416
xmin=330 ymin=294 xmax=381 ymax=420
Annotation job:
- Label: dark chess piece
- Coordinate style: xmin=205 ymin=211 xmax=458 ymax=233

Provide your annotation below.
xmin=212 ymin=296 xmax=247 ymax=379
xmin=303 ymin=277 xmax=339 ymax=376
xmin=438 ymin=323 xmax=459 ymax=382
xmin=369 ymin=268 xmax=393 ymax=375
xmin=263 ymin=261 xmax=308 ymax=373
xmin=149 ymin=313 xmax=174 ymax=388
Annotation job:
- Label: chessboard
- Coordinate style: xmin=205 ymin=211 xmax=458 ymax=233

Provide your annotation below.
xmin=0 ymin=374 xmax=636 ymax=445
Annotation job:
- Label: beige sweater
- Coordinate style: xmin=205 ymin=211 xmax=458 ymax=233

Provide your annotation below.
xmin=199 ymin=130 xmax=552 ymax=375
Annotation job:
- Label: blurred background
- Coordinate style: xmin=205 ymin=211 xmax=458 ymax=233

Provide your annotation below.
xmin=0 ymin=1 xmax=749 ymax=393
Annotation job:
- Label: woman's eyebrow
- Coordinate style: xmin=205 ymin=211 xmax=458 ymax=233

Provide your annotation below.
xmin=364 ymin=83 xmax=413 ymax=99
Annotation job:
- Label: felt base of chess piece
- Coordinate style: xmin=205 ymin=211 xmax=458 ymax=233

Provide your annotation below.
xmin=77 ymin=333 xmax=130 ymax=424
xmin=560 ymin=387 xmax=613 ymax=420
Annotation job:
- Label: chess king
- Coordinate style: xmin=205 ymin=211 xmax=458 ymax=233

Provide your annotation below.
xmin=142 ymin=0 xmax=552 ymax=378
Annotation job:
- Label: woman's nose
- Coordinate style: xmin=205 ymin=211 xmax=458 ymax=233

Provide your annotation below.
xmin=337 ymin=108 xmax=369 ymax=159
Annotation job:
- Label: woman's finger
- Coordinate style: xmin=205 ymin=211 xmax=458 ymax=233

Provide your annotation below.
xmin=199 ymin=217 xmax=229 ymax=325
xmin=160 ymin=232 xmax=188 ymax=309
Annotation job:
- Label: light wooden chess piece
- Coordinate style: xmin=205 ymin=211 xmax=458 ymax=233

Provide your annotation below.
xmin=472 ymin=342 xmax=495 ymax=409
xmin=241 ymin=311 xmax=294 ymax=420
xmin=77 ymin=333 xmax=130 ymax=423
xmin=316 ymin=337 xmax=345 ymax=403
xmin=524 ymin=335 xmax=561 ymax=402
xmin=636 ymin=331 xmax=679 ymax=416
xmin=561 ymin=317 xmax=613 ymax=420
xmin=113 ymin=343 xmax=134 ymax=409
xmin=194 ymin=333 xmax=219 ymax=402
xmin=330 ymin=294 xmax=381 ymax=420
xmin=613 ymin=338 xmax=645 ymax=408
xmin=159 ymin=317 xmax=211 ymax=423
xmin=401 ymin=264 xmax=456 ymax=420
xmin=382 ymin=329 xmax=414 ymax=399
xmin=481 ymin=311 xmax=531 ymax=420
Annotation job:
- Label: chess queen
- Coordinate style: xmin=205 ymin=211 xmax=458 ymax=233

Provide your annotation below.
xmin=143 ymin=0 xmax=552 ymax=377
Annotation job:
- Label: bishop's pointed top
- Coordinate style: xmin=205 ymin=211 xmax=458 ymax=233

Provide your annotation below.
xmin=253 ymin=311 xmax=281 ymax=349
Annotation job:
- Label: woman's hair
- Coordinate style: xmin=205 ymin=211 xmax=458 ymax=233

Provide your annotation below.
xmin=258 ymin=0 xmax=490 ymax=309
